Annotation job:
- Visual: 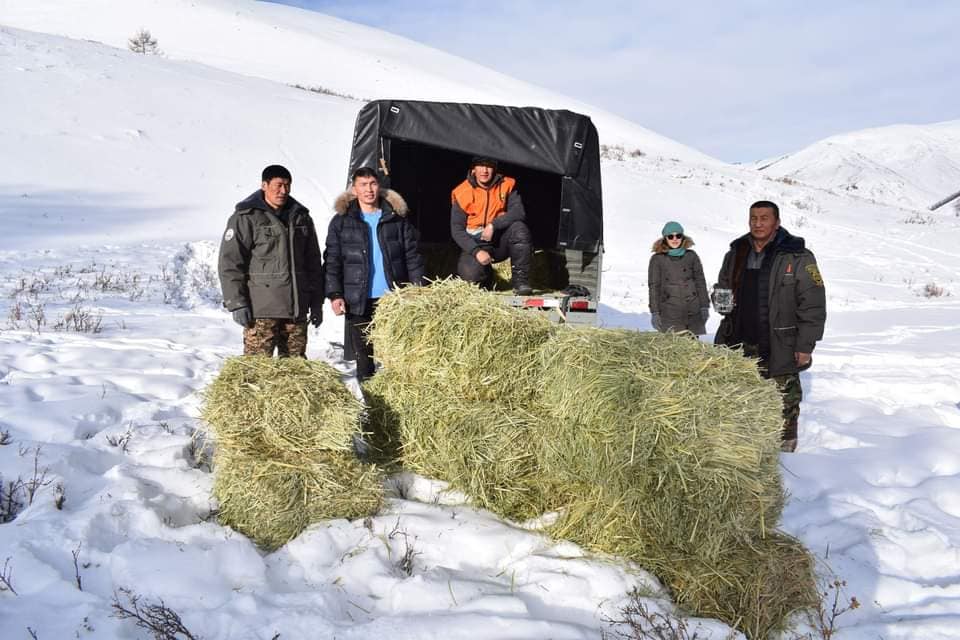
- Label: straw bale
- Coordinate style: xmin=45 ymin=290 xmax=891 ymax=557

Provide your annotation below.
xmin=213 ymin=450 xmax=382 ymax=551
xmin=364 ymin=371 xmax=545 ymax=520
xmin=418 ymin=243 xmax=557 ymax=292
xmin=367 ymin=279 xmax=555 ymax=402
xmin=201 ymin=356 xmax=362 ymax=461
xmin=534 ymin=328 xmax=785 ymax=563
xmin=490 ymin=250 xmax=561 ymax=291
xmin=364 ymin=283 xmax=815 ymax=636
xmin=202 ymin=356 xmax=383 ymax=550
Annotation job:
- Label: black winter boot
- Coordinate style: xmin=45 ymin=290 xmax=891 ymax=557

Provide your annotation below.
xmin=513 ymin=279 xmax=533 ymax=296
xmin=505 ymin=221 xmax=533 ymax=295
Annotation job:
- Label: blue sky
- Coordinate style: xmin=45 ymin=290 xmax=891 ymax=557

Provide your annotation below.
xmin=266 ymin=1 xmax=958 ymax=162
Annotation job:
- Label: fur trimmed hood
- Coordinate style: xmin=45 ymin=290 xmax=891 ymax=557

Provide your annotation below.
xmin=333 ymin=189 xmax=409 ymax=216
xmin=651 ymin=235 xmax=695 ymax=254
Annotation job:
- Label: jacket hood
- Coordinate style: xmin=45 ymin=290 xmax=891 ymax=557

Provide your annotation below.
xmin=333 ymin=189 xmax=409 ymax=217
xmin=729 ymin=227 xmax=804 ymax=253
xmin=651 ymin=235 xmax=695 ymax=254
xmin=465 ymin=172 xmax=505 ymax=189
xmin=235 ymin=190 xmax=308 ymax=215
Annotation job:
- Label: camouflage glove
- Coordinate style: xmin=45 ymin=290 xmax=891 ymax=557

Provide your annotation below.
xmin=651 ymin=312 xmax=662 ymax=331
xmin=231 ymin=306 xmax=253 ymax=328
xmin=700 ymin=307 xmax=710 ymax=322
xmin=309 ymin=305 xmax=323 ymax=328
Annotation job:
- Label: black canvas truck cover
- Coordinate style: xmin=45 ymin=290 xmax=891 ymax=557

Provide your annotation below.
xmin=346 ymin=100 xmax=603 ymax=253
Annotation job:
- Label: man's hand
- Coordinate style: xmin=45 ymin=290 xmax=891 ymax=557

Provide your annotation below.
xmin=480 ymin=224 xmax=495 ymax=242
xmin=231 ymin=306 xmax=254 ymax=328
xmin=331 ymin=298 xmax=347 ymax=316
xmin=795 ymin=352 xmax=812 ymax=368
xmin=309 ymin=306 xmax=323 ymax=327
xmin=475 ymin=249 xmax=492 ymax=266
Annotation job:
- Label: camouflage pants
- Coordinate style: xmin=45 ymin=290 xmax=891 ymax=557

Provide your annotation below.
xmin=742 ymin=343 xmax=802 ymax=441
xmin=243 ymin=319 xmax=308 ymax=358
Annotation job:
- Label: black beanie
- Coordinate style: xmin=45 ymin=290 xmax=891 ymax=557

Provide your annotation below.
xmin=470 ymin=156 xmax=498 ymax=169
xmin=262 ymin=164 xmax=292 ymax=182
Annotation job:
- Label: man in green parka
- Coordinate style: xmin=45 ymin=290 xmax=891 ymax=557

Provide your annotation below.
xmin=218 ymin=165 xmax=324 ymax=357
xmin=713 ymin=200 xmax=826 ymax=452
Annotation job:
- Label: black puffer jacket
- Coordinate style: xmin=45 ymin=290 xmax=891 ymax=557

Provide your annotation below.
xmin=218 ymin=191 xmax=323 ymax=320
xmin=324 ymin=189 xmax=425 ymax=312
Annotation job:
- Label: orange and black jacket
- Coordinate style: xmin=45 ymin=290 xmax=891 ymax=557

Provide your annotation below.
xmin=450 ymin=173 xmax=526 ymax=255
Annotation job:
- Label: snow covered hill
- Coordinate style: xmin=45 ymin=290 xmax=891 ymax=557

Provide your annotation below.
xmin=0 ymin=0 xmax=713 ymax=164
xmin=756 ymin=120 xmax=960 ymax=211
xmin=2 ymin=1 xmax=960 ymax=639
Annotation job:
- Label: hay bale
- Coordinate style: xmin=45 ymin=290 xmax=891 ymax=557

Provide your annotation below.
xmin=202 ymin=356 xmax=383 ymax=549
xmin=534 ymin=328 xmax=785 ymax=564
xmin=367 ymin=279 xmax=555 ymax=402
xmin=490 ymin=249 xmax=563 ymax=292
xmin=364 ymin=371 xmax=545 ymax=520
xmin=418 ymin=243 xmax=558 ymax=292
xmin=213 ymin=450 xmax=382 ymax=551
xmin=202 ymin=356 xmax=362 ymax=461
xmin=364 ymin=282 xmax=816 ymax=637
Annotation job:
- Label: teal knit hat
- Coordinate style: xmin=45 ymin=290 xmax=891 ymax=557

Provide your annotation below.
xmin=662 ymin=221 xmax=684 ymax=237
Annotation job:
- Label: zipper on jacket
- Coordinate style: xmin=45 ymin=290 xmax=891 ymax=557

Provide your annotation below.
xmin=288 ymin=213 xmax=300 ymax=319
xmin=482 ymin=188 xmax=490 ymax=228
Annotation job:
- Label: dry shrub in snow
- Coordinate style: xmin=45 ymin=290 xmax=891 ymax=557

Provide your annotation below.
xmin=922 ymin=282 xmax=947 ymax=298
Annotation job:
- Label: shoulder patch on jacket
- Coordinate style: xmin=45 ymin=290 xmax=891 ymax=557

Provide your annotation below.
xmin=805 ymin=263 xmax=823 ymax=287
xmin=223 ymin=228 xmax=235 ymax=242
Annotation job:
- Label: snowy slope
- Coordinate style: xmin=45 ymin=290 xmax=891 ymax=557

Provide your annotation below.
xmin=1 ymin=2 xmax=960 ymax=639
xmin=0 ymin=0 xmax=714 ymax=164
xmin=756 ymin=120 xmax=960 ymax=211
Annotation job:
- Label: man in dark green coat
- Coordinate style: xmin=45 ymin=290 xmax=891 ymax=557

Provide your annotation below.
xmin=218 ymin=165 xmax=324 ymax=357
xmin=713 ymin=200 xmax=826 ymax=452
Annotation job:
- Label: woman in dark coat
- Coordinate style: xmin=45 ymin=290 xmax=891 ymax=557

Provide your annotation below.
xmin=648 ymin=221 xmax=710 ymax=335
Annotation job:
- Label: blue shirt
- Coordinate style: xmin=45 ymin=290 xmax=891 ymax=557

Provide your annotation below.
xmin=363 ymin=210 xmax=390 ymax=299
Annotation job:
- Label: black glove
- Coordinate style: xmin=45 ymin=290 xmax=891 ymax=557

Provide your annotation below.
xmin=231 ymin=306 xmax=253 ymax=328
xmin=309 ymin=306 xmax=323 ymax=328
xmin=651 ymin=312 xmax=662 ymax=332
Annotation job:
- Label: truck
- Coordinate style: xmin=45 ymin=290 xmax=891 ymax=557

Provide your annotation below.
xmin=346 ymin=100 xmax=603 ymax=325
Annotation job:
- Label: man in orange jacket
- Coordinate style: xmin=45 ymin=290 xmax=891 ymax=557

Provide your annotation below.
xmin=450 ymin=156 xmax=533 ymax=295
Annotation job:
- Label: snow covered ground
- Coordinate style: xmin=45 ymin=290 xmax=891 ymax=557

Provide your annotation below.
xmin=1 ymin=2 xmax=960 ymax=638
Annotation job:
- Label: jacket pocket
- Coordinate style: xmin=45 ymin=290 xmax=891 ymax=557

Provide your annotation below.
xmin=772 ymin=325 xmax=798 ymax=351
xmin=251 ymin=225 xmax=282 ymax=261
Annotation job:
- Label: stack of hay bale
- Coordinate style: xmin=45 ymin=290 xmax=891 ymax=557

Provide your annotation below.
xmin=201 ymin=356 xmax=382 ymax=550
xmin=365 ymin=279 xmax=816 ymax=638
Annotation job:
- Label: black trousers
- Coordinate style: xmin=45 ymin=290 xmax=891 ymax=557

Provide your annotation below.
xmin=457 ymin=221 xmax=532 ymax=286
xmin=345 ymin=298 xmax=378 ymax=382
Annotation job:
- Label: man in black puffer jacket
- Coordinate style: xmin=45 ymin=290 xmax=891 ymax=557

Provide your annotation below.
xmin=325 ymin=167 xmax=425 ymax=381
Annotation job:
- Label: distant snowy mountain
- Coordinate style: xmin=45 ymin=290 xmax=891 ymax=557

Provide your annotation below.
xmin=756 ymin=120 xmax=960 ymax=211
